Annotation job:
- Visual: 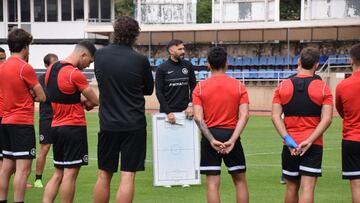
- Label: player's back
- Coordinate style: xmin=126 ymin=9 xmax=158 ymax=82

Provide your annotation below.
xmin=336 ymin=72 xmax=360 ymax=141
xmin=94 ymin=44 xmax=153 ymax=131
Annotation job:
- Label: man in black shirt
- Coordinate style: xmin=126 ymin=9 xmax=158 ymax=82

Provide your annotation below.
xmin=33 ymin=53 xmax=58 ymax=188
xmin=155 ymin=39 xmax=197 ymax=124
xmin=155 ymin=40 xmax=197 ymax=187
xmin=93 ymin=16 xmax=154 ymax=203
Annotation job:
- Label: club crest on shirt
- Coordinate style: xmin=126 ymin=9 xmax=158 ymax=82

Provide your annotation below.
xmin=182 ymin=68 xmax=188 ymax=75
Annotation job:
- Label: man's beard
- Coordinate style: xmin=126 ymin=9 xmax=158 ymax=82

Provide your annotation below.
xmin=175 ymin=54 xmax=185 ymax=60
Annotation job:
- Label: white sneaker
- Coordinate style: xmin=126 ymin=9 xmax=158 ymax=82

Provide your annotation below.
xmin=163 ymin=185 xmax=172 ymax=188
xmin=182 ymin=184 xmax=190 ymax=188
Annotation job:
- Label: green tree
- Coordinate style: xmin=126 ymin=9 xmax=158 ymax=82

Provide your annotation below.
xmin=280 ymin=0 xmax=301 ymax=21
xmin=115 ymin=0 xmax=135 ymax=17
xmin=197 ymin=0 xmax=212 ymax=23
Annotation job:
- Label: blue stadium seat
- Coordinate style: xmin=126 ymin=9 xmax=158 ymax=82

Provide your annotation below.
xmin=250 ymin=56 xmax=259 ymax=66
xmin=226 ymin=69 xmax=233 ymax=78
xmin=259 ymin=56 xmax=268 ymax=66
xmin=319 ymin=55 xmax=328 ymax=65
xmin=235 ymin=57 xmax=243 ymax=66
xmin=199 ymin=70 xmax=208 ymax=80
xmin=191 ymin=58 xmax=198 ymax=66
xmin=337 ymin=54 xmax=349 ymax=64
xmin=199 ymin=58 xmax=207 ymax=66
xmin=250 ymin=68 xmax=258 ymax=79
xmin=242 ymin=68 xmax=250 ymax=79
xmin=267 ymin=68 xmax=276 ymax=79
xmin=149 ymin=58 xmax=155 ymax=66
xmin=258 ymin=68 xmax=267 ymax=78
xmin=275 ymin=56 xmax=285 ymax=66
xmin=233 ymin=69 xmax=241 ymax=79
xmin=328 ymin=55 xmax=337 ymax=64
xmin=275 ymin=68 xmax=283 ymax=79
xmin=242 ymin=57 xmax=251 ymax=66
xmin=284 ymin=56 xmax=292 ymax=66
xmin=292 ymin=56 xmax=299 ymax=66
xmin=283 ymin=68 xmax=294 ymax=78
xmin=194 ymin=70 xmax=199 ymax=80
xmin=155 ymin=58 xmax=163 ymax=66
xmin=227 ymin=56 xmax=235 ymax=66
xmin=268 ymin=56 xmax=276 ymax=66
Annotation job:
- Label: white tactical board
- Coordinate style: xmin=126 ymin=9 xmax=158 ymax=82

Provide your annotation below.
xmin=152 ymin=112 xmax=201 ymax=186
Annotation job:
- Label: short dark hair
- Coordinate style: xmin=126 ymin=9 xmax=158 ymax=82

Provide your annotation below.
xmin=112 ymin=16 xmax=140 ymax=46
xmin=350 ymin=43 xmax=360 ymax=66
xmin=167 ymin=39 xmax=183 ymax=52
xmin=77 ymin=40 xmax=97 ymax=57
xmin=7 ymin=28 xmax=33 ymax=53
xmin=300 ymin=47 xmax=320 ymax=70
xmin=0 ymin=47 xmax=5 ymax=53
xmin=43 ymin=53 xmax=58 ymax=66
xmin=207 ymin=46 xmax=227 ymax=70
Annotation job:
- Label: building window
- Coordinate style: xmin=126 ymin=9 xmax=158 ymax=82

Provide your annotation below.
xmin=21 ymin=0 xmax=31 ymax=22
xmin=101 ymin=0 xmax=111 ymax=22
xmin=0 ymin=0 xmax=3 ymax=22
xmin=47 ymin=0 xmax=57 ymax=21
xmin=8 ymin=0 xmax=17 ymax=22
xmin=89 ymin=0 xmax=98 ymax=20
xmin=34 ymin=0 xmax=45 ymax=22
xmin=61 ymin=0 xmax=71 ymax=21
xmin=74 ymin=0 xmax=84 ymax=21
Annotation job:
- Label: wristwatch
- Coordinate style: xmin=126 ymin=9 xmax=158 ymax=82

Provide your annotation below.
xmin=188 ymin=102 xmax=193 ymax=107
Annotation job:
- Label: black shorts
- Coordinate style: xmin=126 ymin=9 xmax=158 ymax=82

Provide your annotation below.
xmin=2 ymin=124 xmax=36 ymax=159
xmin=342 ymin=140 xmax=360 ymax=179
xmin=282 ymin=144 xmax=323 ymax=180
xmin=52 ymin=126 xmax=88 ymax=168
xmin=39 ymin=119 xmax=52 ymax=144
xmin=97 ymin=128 xmax=147 ymax=173
xmin=0 ymin=117 xmax=4 ymax=160
xmin=200 ymin=128 xmax=246 ymax=175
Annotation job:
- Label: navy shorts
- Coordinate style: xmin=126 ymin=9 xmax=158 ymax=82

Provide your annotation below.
xmin=282 ymin=144 xmax=323 ymax=180
xmin=200 ymin=128 xmax=246 ymax=175
xmin=342 ymin=140 xmax=360 ymax=179
xmin=97 ymin=128 xmax=147 ymax=173
xmin=39 ymin=119 xmax=53 ymax=144
xmin=2 ymin=124 xmax=36 ymax=159
xmin=52 ymin=126 xmax=88 ymax=168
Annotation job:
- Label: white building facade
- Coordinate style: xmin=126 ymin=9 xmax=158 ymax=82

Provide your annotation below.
xmin=135 ymin=0 xmax=197 ymax=24
xmin=0 ymin=0 xmax=115 ymax=69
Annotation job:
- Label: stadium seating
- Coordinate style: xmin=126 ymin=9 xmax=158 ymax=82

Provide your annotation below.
xmin=149 ymin=54 xmax=346 ymax=81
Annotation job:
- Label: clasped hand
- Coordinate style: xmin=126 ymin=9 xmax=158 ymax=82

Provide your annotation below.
xmin=210 ymin=139 xmax=235 ymax=154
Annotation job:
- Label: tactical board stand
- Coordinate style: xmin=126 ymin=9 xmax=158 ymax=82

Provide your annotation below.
xmin=152 ymin=112 xmax=201 ymax=186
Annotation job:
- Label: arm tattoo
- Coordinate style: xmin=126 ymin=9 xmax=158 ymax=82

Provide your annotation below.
xmin=195 ymin=119 xmax=215 ymax=142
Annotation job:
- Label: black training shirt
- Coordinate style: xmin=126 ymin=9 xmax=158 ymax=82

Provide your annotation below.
xmin=38 ymin=74 xmax=53 ymax=120
xmin=95 ymin=44 xmax=154 ymax=132
xmin=155 ymin=58 xmax=196 ymax=114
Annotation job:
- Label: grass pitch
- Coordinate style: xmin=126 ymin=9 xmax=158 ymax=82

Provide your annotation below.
xmin=11 ymin=113 xmax=350 ymax=202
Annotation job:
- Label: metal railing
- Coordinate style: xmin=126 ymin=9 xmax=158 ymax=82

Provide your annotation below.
xmin=195 ymin=70 xmax=297 ymax=85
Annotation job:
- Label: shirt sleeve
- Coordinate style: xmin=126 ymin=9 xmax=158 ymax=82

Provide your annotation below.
xmin=192 ymin=83 xmax=202 ymax=105
xmin=188 ymin=64 xmax=197 ymax=103
xmin=70 ymin=69 xmax=89 ymax=92
xmin=21 ymin=64 xmax=39 ymax=88
xmin=239 ymin=82 xmax=249 ymax=104
xmin=142 ymin=57 xmax=154 ymax=96
xmin=155 ymin=67 xmax=171 ymax=114
xmin=272 ymin=83 xmax=282 ymax=104
xmin=322 ymin=83 xmax=333 ymax=105
xmin=335 ymin=83 xmax=344 ymax=118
